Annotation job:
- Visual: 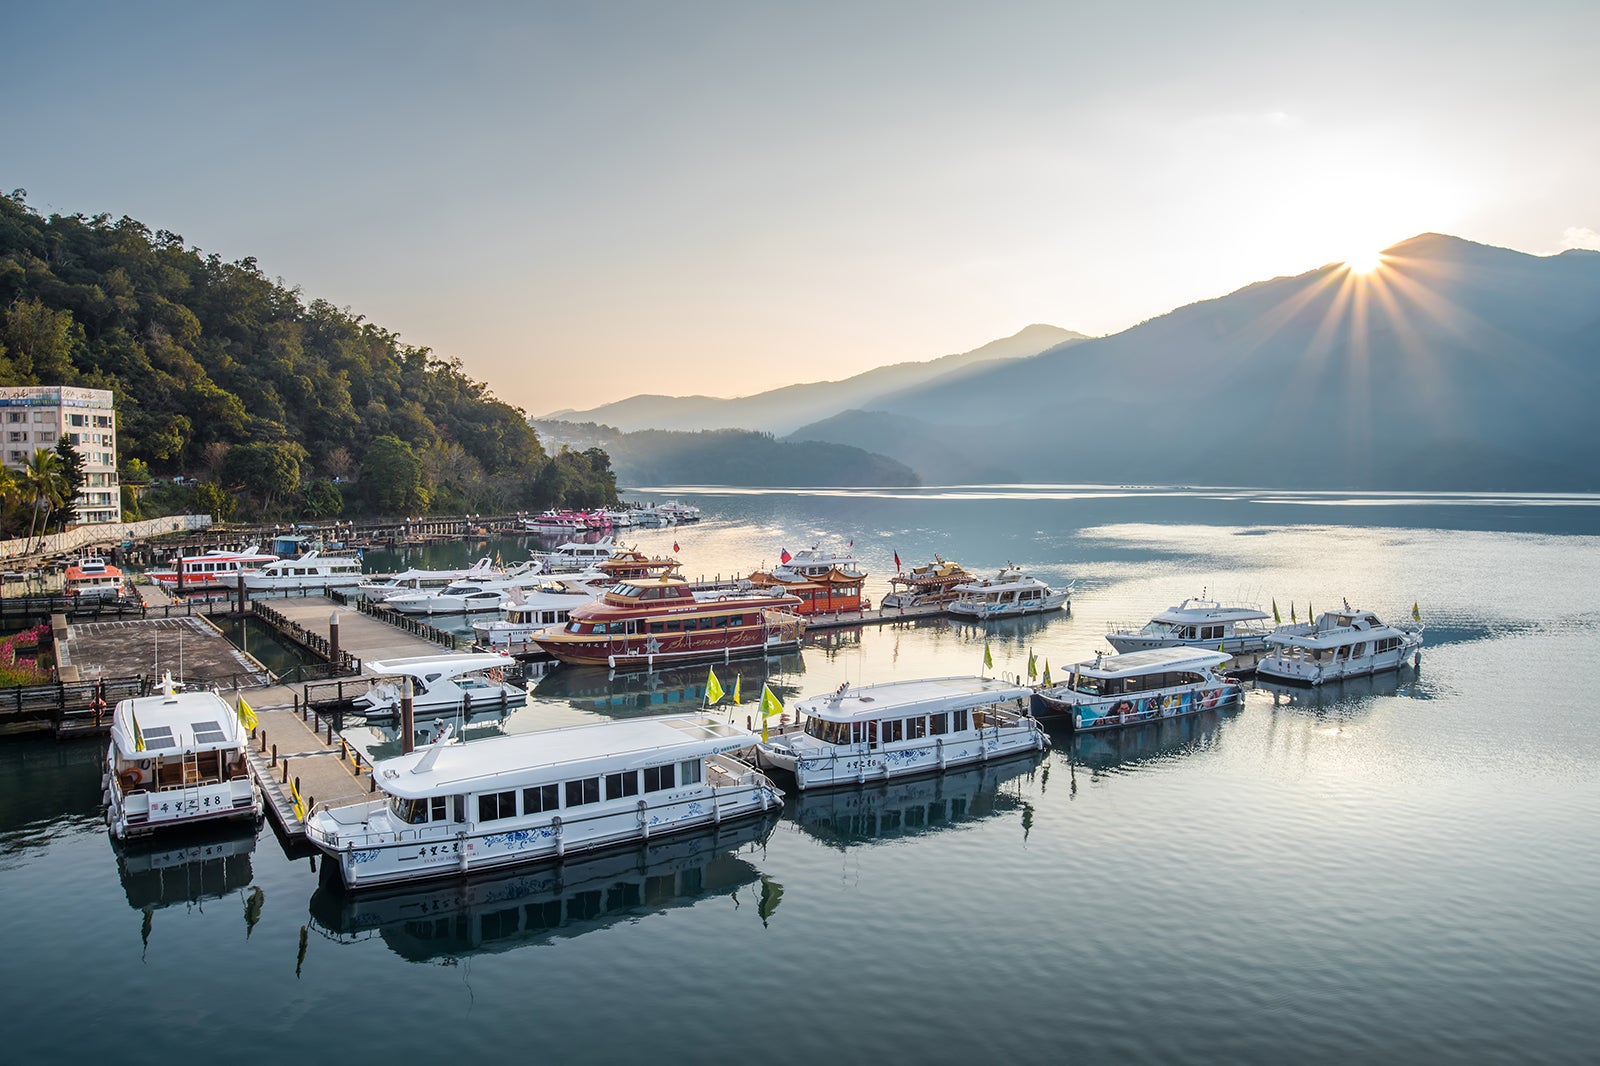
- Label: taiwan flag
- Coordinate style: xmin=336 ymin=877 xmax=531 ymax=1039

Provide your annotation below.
xmin=672 ymin=541 xmax=680 ymax=553
xmin=893 ymin=552 xmax=901 ymax=571
xmin=780 ymin=548 xmax=792 ymax=564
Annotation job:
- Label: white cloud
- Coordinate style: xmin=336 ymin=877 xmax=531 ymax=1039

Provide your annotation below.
xmin=1561 ymin=226 xmax=1600 ymax=250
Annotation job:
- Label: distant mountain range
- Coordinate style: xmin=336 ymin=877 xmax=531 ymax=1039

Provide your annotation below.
xmin=550 ymin=235 xmax=1600 ymax=490
xmin=543 ymin=323 xmax=1087 ymax=435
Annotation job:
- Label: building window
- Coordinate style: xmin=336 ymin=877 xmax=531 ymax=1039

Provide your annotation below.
xmin=69 ymin=414 xmax=86 ymax=427
xmin=5 ymin=413 xmax=22 ymax=424
xmin=36 ymin=432 xmax=54 ymax=444
xmin=6 ymin=432 xmax=23 ymax=443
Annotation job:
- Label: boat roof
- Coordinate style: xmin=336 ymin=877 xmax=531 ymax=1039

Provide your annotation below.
xmin=1266 ymin=611 xmax=1414 ymax=647
xmin=374 ymin=714 xmax=754 ymax=798
xmin=1150 ymin=599 xmax=1269 ymax=623
xmin=797 ymin=676 xmax=1031 ymax=722
xmin=953 ymin=571 xmax=1051 ymax=592
xmin=110 ymin=687 xmax=244 ymax=758
xmin=364 ymin=653 xmax=514 ymax=678
xmin=1070 ymin=647 xmax=1232 ymax=677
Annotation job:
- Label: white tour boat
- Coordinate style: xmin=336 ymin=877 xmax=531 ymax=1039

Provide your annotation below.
xmin=1106 ymin=597 xmax=1273 ymax=655
xmin=1031 ymin=647 xmax=1241 ymax=732
xmin=1255 ymin=606 xmax=1422 ymax=686
xmin=756 ymin=677 xmax=1048 ymax=791
xmin=65 ymin=557 xmax=128 ymax=603
xmin=146 ymin=544 xmax=278 ymax=591
xmin=471 ymin=578 xmax=605 ymax=650
xmin=358 ymin=557 xmax=497 ymax=600
xmin=946 ymin=566 xmax=1071 ymax=620
xmin=530 ymin=536 xmax=621 ymax=573
xmin=353 ymin=653 xmax=526 ymax=718
xmin=383 ymin=562 xmax=545 ymax=614
xmin=304 ymin=713 xmax=783 ymax=890
xmin=242 ymin=549 xmax=367 ymax=592
xmin=103 ymin=679 xmax=263 ymax=839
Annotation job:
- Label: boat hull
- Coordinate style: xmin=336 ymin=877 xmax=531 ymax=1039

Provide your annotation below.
xmin=757 ymin=721 xmax=1048 ymax=791
xmin=1254 ymin=644 xmax=1420 ymax=686
xmin=946 ymin=594 xmax=1069 ymax=620
xmin=1032 ymin=682 xmax=1241 ymax=732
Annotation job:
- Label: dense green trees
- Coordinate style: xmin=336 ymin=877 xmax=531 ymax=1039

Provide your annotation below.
xmin=0 ymin=190 xmax=618 ymax=526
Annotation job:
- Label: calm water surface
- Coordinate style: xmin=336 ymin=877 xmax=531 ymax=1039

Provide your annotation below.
xmin=4 ymin=486 xmax=1599 ymax=1065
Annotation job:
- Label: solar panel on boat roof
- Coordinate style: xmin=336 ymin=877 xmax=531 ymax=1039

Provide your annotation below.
xmin=142 ymin=725 xmax=178 ymax=750
xmin=192 ymin=720 xmax=227 ymax=744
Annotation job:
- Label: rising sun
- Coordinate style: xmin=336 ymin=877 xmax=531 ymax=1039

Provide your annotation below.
xmin=1343 ymin=249 xmax=1386 ymax=274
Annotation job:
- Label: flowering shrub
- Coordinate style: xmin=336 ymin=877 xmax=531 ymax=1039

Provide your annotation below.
xmin=0 ymin=625 xmax=52 ymax=685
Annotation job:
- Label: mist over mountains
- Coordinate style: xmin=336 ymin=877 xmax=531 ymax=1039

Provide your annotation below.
xmin=555 ymin=235 xmax=1600 ymax=490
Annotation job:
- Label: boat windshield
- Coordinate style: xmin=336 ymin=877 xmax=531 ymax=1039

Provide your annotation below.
xmin=803 ymin=718 xmax=852 ymax=745
xmin=390 ymin=796 xmax=429 ymax=824
xmin=1139 ymin=621 xmax=1175 ymax=635
xmin=1072 ymin=675 xmax=1106 ymax=696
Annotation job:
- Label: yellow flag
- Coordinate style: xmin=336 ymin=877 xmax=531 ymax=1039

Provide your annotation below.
xmin=760 ymin=683 xmax=784 ymax=719
xmin=1272 ymin=598 xmax=1280 ymax=624
xmin=733 ymin=675 xmax=741 ymax=705
xmin=983 ymin=642 xmax=993 ymax=670
xmin=1041 ymin=659 xmax=1052 ymax=687
xmin=1027 ymin=649 xmax=1037 ymax=679
xmin=237 ymin=695 xmax=258 ymax=731
xmin=1412 ymin=602 xmax=1421 ymax=623
xmin=705 ymin=667 xmax=724 ymax=705
xmin=131 ymin=705 xmax=146 ymax=753
xmin=291 ymin=777 xmax=305 ymax=822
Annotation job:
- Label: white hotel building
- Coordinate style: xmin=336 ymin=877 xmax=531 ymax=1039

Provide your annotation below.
xmin=0 ymin=386 xmax=121 ymax=525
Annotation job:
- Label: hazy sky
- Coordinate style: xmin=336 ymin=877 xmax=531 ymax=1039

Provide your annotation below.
xmin=5 ymin=2 xmax=1597 ymax=413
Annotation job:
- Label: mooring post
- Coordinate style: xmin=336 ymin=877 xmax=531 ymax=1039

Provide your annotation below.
xmin=401 ymin=676 xmax=415 ymax=755
xmin=236 ymin=569 xmax=246 ymax=615
xmin=328 ymin=611 xmax=340 ymax=665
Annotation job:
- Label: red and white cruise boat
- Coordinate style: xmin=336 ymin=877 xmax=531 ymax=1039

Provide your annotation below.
xmin=65 ymin=557 xmax=129 ymax=603
xmin=530 ymin=576 xmax=806 ymax=670
xmin=146 ymin=544 xmax=278 ymax=592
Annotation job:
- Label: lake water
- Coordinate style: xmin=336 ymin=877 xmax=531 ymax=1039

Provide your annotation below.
xmin=5 ymin=486 xmax=1599 ymax=1064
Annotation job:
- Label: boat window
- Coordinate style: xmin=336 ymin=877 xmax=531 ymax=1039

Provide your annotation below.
xmin=643 ymin=764 xmax=676 ymax=792
xmin=929 ymin=712 xmax=949 ymax=736
xmin=523 ymin=784 xmax=558 ymax=814
xmin=390 ymin=797 xmax=428 ymax=824
xmin=679 ymin=759 xmax=702 ymax=785
xmin=883 ymin=719 xmax=904 ymax=743
xmin=952 ymin=708 xmax=968 ymax=731
xmin=565 ymin=777 xmax=601 ymax=807
xmin=650 ymin=622 xmax=665 ymax=633
xmin=1074 ymin=676 xmax=1104 ymax=696
xmin=665 ymin=620 xmax=682 ymax=632
xmin=430 ymin=796 xmax=448 ymax=822
xmin=454 ymin=795 xmax=466 ymax=822
xmin=478 ymin=789 xmax=517 ymax=822
xmin=606 ymin=771 xmax=640 ymax=800
xmin=907 ymin=716 xmax=927 ymax=740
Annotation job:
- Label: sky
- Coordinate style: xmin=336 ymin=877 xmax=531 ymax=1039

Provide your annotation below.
xmin=4 ymin=1 xmax=1597 ymax=414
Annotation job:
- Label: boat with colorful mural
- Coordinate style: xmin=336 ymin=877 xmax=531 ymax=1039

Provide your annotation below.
xmin=946 ymin=566 xmax=1071 ymax=620
xmin=1254 ymin=605 xmax=1422 ymax=686
xmin=746 ymin=544 xmax=868 ymax=615
xmin=146 ymin=544 xmax=278 ymax=592
xmin=1105 ymin=597 xmax=1273 ymax=655
xmin=756 ymin=676 xmax=1048 ymax=790
xmin=303 ymin=713 xmax=782 ymax=890
xmin=529 ymin=576 xmax=806 ymax=670
xmin=1030 ymin=647 xmax=1241 ymax=732
xmin=102 ymin=678 xmax=263 ymax=839
xmin=881 ymin=556 xmax=974 ymax=610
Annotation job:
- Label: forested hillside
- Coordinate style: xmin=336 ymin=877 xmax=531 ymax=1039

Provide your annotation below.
xmin=533 ymin=421 xmax=920 ymax=488
xmin=0 ymin=190 xmax=616 ymax=524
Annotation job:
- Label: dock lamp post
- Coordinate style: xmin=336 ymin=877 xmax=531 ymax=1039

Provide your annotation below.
xmin=329 ymin=611 xmax=340 ymax=667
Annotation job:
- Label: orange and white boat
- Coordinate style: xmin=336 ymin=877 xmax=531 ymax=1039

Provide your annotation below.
xmin=531 ymin=576 xmax=806 ymax=670
xmin=746 ymin=544 xmax=868 ymax=615
xmin=65 ymin=557 xmax=127 ymax=603
xmin=146 ymin=544 xmax=278 ymax=592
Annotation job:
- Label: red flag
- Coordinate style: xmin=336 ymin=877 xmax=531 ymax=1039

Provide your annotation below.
xmin=894 ymin=552 xmax=900 ymax=571
xmin=780 ymin=549 xmax=791 ymax=564
xmin=672 ymin=541 xmax=679 ymax=553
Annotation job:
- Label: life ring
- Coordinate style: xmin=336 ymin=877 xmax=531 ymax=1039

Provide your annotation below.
xmin=118 ymin=769 xmax=141 ymax=791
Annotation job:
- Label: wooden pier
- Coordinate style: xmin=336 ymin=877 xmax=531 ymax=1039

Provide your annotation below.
xmin=244 ymin=702 xmax=379 ymax=841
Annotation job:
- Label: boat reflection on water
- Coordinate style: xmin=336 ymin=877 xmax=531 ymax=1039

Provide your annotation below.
xmin=1253 ymin=668 xmax=1424 ymax=719
xmin=1051 ymin=707 xmax=1231 ymax=774
xmin=786 ymin=749 xmax=1047 ymax=848
xmin=534 ymin=654 xmax=805 ymax=720
xmin=115 ymin=823 xmax=259 ymax=911
xmin=308 ymin=812 xmax=780 ymax=963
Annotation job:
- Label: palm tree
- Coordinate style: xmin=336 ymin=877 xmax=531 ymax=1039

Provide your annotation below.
xmin=23 ymin=448 xmax=67 ymax=553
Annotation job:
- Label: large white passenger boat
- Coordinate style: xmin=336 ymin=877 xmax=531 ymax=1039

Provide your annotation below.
xmin=358 ymin=557 xmax=497 ymax=600
xmin=1106 ymin=598 xmax=1273 ymax=655
xmin=1255 ymin=607 xmax=1422 ymax=686
xmin=242 ymin=550 xmax=367 ymax=592
xmin=305 ymin=714 xmax=782 ymax=890
xmin=354 ymin=653 xmax=526 ymax=718
xmin=946 ymin=566 xmax=1071 ymax=620
xmin=471 ymin=578 xmax=604 ymax=650
xmin=756 ymin=677 xmax=1048 ymax=791
xmin=102 ymin=681 xmax=263 ymax=839
xmin=531 ymin=536 xmax=621 ymax=573
xmin=384 ymin=562 xmax=545 ymax=614
xmin=1031 ymin=648 xmax=1241 ymax=732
